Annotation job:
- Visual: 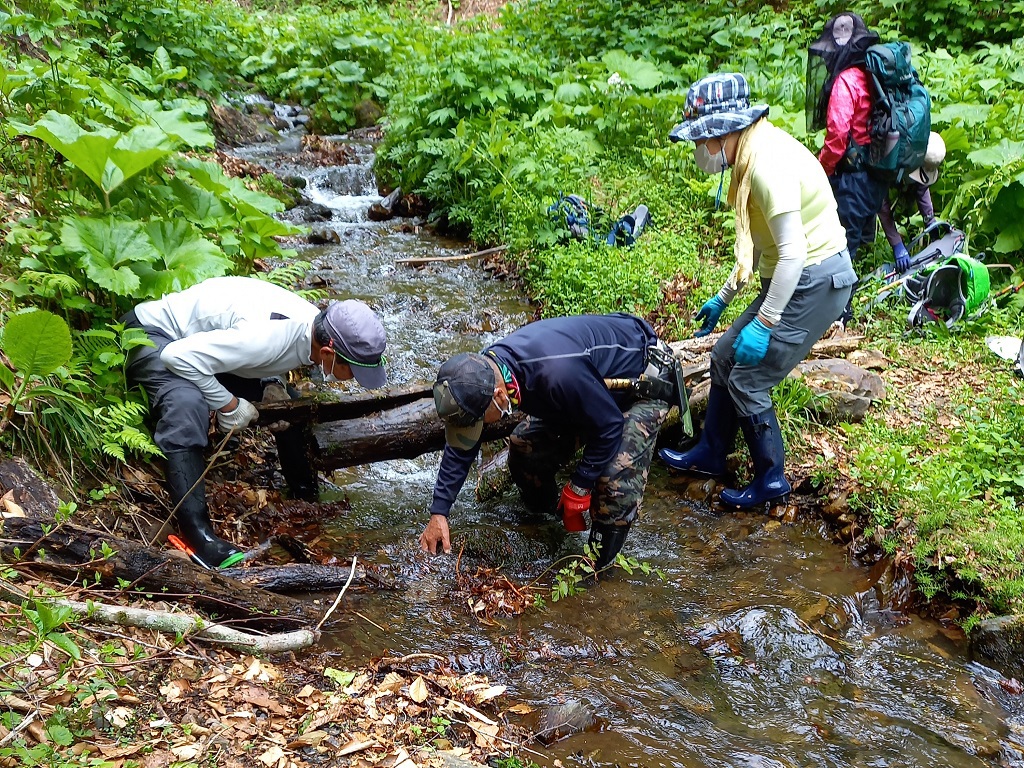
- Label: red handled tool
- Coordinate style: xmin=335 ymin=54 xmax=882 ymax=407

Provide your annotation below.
xmin=167 ymin=534 xmax=212 ymax=570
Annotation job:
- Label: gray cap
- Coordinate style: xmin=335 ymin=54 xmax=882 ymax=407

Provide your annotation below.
xmin=321 ymin=300 xmax=388 ymax=389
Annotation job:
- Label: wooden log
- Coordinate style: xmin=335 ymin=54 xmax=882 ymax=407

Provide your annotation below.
xmin=219 ymin=562 xmax=398 ymax=592
xmin=40 ymin=597 xmax=320 ymax=653
xmin=395 ymin=244 xmax=508 ymax=267
xmin=315 ymin=398 xmax=522 ymax=471
xmin=0 ymin=458 xmax=63 ymax=518
xmin=0 ymin=518 xmax=321 ymax=631
xmin=256 ymin=382 xmax=432 ymax=428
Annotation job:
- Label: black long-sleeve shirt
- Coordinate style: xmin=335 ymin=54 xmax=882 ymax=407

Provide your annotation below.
xmin=429 ymin=313 xmax=658 ymax=516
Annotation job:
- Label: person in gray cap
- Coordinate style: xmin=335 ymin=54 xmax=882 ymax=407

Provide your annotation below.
xmin=421 ymin=313 xmax=677 ymax=576
xmin=123 ymin=275 xmax=387 ymax=569
xmin=660 ymin=72 xmax=856 ymax=510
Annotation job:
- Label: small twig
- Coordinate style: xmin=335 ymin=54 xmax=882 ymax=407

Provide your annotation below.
xmin=380 ymin=652 xmax=446 ymax=666
xmin=355 ymin=611 xmax=387 ymax=633
xmin=0 ymin=711 xmax=36 ymax=748
xmin=315 ymin=554 xmax=357 ymax=631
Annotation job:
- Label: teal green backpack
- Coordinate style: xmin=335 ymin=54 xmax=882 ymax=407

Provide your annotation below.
xmin=865 ymin=42 xmax=932 ymax=183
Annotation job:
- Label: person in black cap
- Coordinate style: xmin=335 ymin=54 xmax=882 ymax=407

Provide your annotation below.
xmin=420 ymin=313 xmax=676 ymax=575
xmin=123 ymin=276 xmax=387 ymax=569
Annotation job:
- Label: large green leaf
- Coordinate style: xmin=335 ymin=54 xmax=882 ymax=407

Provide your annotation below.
xmin=167 ymin=176 xmax=230 ymax=227
xmin=969 ymin=140 xmax=1024 ymax=169
xmin=17 ymin=111 xmax=119 ymax=193
xmin=602 ymin=50 xmax=665 ymax=91
xmin=146 ymin=108 xmax=214 ymax=149
xmin=61 ymin=216 xmax=159 ymax=295
xmin=17 ymin=111 xmax=174 ymax=194
xmin=132 ymin=221 xmax=231 ymax=297
xmin=0 ymin=310 xmax=72 ymax=379
xmin=106 ymin=124 xmax=175 ymax=191
xmin=989 ymin=183 xmax=1024 ymax=254
xmin=177 ymin=157 xmax=283 ymax=213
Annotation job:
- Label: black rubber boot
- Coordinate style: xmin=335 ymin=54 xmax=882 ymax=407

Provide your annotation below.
xmin=273 ymin=426 xmax=319 ymax=501
xmin=165 ymin=449 xmax=244 ymax=569
xmin=587 ymin=521 xmax=631 ymax=575
xmin=720 ymin=408 xmax=791 ymax=509
xmin=659 ymin=384 xmax=738 ymax=476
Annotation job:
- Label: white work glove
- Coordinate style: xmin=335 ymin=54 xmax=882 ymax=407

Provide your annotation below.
xmin=216 ymin=398 xmax=259 ymax=433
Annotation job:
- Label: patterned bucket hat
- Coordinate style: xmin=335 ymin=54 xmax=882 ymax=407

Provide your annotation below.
xmin=669 ymin=72 xmax=769 ymax=143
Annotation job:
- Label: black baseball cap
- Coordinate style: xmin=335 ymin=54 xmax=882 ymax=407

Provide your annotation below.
xmin=433 ymin=353 xmax=495 ymax=450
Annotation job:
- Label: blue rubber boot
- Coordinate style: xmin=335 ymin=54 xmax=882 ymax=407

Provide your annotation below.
xmin=720 ymin=408 xmax=791 ymax=509
xmin=659 ymin=385 xmax=738 ymax=476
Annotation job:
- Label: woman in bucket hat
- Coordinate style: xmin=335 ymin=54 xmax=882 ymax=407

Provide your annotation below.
xmin=659 ymin=72 xmax=858 ymax=510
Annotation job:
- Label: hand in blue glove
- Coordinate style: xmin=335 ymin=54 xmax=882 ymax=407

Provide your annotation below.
xmin=732 ymin=317 xmax=772 ymax=366
xmin=894 ymin=242 xmax=911 ymax=273
xmin=693 ymin=296 xmax=727 ymax=338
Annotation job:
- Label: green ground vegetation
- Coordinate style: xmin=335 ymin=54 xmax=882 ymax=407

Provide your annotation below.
xmin=2 ymin=0 xmax=1024 ymax=629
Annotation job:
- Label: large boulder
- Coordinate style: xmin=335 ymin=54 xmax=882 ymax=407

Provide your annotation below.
xmin=789 ymin=357 xmax=886 ymax=423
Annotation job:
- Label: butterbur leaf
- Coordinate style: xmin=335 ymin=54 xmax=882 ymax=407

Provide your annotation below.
xmin=1 ymin=310 xmax=73 ymax=379
xmin=146 ymin=108 xmax=214 ymax=149
xmin=61 ymin=216 xmax=158 ymax=296
xmin=132 ymin=220 xmax=231 ymax=297
xmin=602 ymin=50 xmax=665 ymax=91
xmin=107 ymin=124 xmax=175 ymax=189
xmin=18 ymin=111 xmax=119 ymax=192
xmin=968 ymin=139 xmax=1024 ymax=169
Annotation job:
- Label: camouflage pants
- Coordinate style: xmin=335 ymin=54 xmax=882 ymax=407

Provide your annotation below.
xmin=507 ymin=398 xmax=669 ymax=527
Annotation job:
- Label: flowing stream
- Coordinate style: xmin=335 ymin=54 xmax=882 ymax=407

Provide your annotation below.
xmin=232 ymin=123 xmax=1024 ymax=768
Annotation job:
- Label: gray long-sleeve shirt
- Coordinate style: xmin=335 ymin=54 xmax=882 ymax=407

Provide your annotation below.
xmin=133 ymin=276 xmax=319 ymax=409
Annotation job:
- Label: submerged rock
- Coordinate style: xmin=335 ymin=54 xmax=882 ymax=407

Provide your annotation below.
xmin=971 ymin=614 xmax=1024 ymax=681
xmin=533 ymin=699 xmax=599 ymax=744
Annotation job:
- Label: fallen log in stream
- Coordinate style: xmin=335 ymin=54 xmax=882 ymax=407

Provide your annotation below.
xmin=264 ymin=334 xmax=864 ymax=471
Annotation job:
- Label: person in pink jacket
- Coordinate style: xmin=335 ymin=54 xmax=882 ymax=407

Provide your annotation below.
xmin=807 ymin=12 xmax=885 ymax=323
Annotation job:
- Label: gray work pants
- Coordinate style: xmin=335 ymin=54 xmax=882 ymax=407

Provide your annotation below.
xmin=710 ymin=251 xmax=857 ymax=417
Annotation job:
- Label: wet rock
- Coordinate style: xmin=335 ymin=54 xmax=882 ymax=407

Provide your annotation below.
xmin=209 ymin=102 xmax=277 ymax=148
xmin=685 ymin=477 xmax=716 ymax=501
xmin=459 ymin=528 xmax=550 ymax=569
xmin=368 ymin=188 xmax=402 ymax=222
xmin=282 ymin=175 xmax=307 ymax=190
xmin=691 ymin=606 xmax=847 ymax=689
xmin=971 ymin=614 xmax=1024 ymax=680
xmin=282 ymin=203 xmax=334 ymax=224
xmin=307 ymin=226 xmax=341 ymax=245
xmin=533 ymin=699 xmax=598 ymax=744
xmin=354 ymin=99 xmax=383 ymax=128
xmin=789 ymin=358 xmax=885 ymax=424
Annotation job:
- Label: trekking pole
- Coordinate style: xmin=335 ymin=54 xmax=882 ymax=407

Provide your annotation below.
xmin=992 ymin=280 xmax=1024 ymax=302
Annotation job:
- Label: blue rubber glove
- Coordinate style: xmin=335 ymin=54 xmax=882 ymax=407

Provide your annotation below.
xmin=894 ymin=242 xmax=911 ymax=273
xmin=732 ymin=317 xmax=772 ymax=366
xmin=693 ymin=295 xmax=727 ymax=338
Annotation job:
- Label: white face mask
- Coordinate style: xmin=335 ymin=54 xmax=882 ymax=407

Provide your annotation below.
xmin=694 ymin=142 xmax=729 ymax=174
xmin=492 ymin=395 xmax=513 ymax=419
xmin=320 ymin=352 xmax=340 ymax=384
